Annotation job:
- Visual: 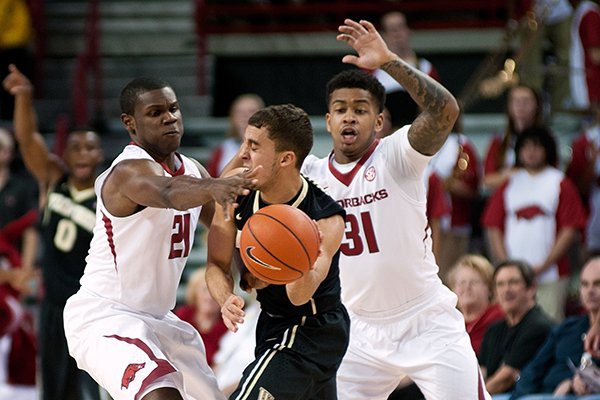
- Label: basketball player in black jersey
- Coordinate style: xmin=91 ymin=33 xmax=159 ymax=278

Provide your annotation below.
xmin=4 ymin=64 xmax=104 ymax=400
xmin=206 ymin=104 xmax=350 ymax=399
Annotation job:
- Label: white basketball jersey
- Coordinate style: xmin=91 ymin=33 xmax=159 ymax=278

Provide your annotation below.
xmin=80 ymin=145 xmax=201 ymax=316
xmin=503 ymin=167 xmax=563 ymax=283
xmin=302 ymin=127 xmax=444 ymax=317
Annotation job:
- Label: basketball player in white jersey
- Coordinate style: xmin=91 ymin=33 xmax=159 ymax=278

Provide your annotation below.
xmin=63 ymin=77 xmax=257 ymax=400
xmin=301 ymin=19 xmax=490 ymax=399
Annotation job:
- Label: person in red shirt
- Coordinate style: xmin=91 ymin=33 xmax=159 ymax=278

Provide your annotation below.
xmin=570 ymin=0 xmax=600 ymax=110
xmin=447 ymin=254 xmax=504 ymax=357
xmin=483 ymin=84 xmax=547 ymax=191
xmin=175 ymin=267 xmax=228 ymax=367
xmin=482 ymin=126 xmax=587 ymax=321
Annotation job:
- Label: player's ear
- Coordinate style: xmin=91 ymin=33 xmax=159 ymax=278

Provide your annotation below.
xmin=280 ymin=151 xmax=295 ymax=167
xmin=375 ymin=112 xmax=384 ymax=132
xmin=121 ymin=113 xmax=136 ymax=135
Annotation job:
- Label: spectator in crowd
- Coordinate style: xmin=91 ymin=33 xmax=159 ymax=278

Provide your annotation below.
xmin=447 ymin=254 xmax=504 ymax=357
xmin=483 ymin=84 xmax=549 ymax=191
xmin=207 ymin=93 xmax=265 ymax=177
xmin=429 ymin=115 xmax=482 ymax=280
xmin=482 ymin=126 xmax=587 ymax=321
xmin=0 ymin=128 xmax=37 ymax=293
xmin=3 ymin=65 xmax=104 ymax=400
xmin=174 ymin=267 xmax=228 ymax=367
xmin=424 ymin=168 xmax=451 ymax=264
xmin=0 ymin=0 xmax=33 ymax=121
xmin=509 ymin=256 xmax=600 ymax=399
xmin=0 ymin=128 xmax=37 ymax=400
xmin=511 ymin=0 xmax=572 ymax=111
xmin=373 ymin=11 xmax=441 ymax=128
xmin=479 ymin=260 xmax=554 ymax=395
xmin=566 ymin=105 xmax=600 ymax=259
xmin=570 ymin=0 xmax=600 ymax=110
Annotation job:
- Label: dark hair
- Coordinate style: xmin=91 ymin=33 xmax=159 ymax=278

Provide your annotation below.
xmin=514 ymin=126 xmax=558 ymax=168
xmin=497 ymin=84 xmax=544 ymax=169
xmin=326 ymin=69 xmax=386 ymax=113
xmin=493 ymin=260 xmax=536 ymax=288
xmin=247 ymin=104 xmax=313 ymax=168
xmin=120 ymin=77 xmax=172 ymax=115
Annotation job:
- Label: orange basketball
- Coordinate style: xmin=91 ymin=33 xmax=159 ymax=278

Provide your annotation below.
xmin=239 ymin=204 xmax=320 ymax=285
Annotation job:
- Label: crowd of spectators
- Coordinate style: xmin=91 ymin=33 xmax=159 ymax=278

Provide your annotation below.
xmin=0 ymin=1 xmax=599 ymax=398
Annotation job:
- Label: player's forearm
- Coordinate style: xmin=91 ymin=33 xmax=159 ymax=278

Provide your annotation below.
xmin=158 ymin=175 xmax=217 ymax=210
xmin=205 ymin=262 xmax=235 ymax=307
xmin=286 ymin=254 xmax=331 ymax=306
xmin=382 ymin=57 xmax=458 ymax=155
xmin=13 ymin=89 xmax=52 ymax=182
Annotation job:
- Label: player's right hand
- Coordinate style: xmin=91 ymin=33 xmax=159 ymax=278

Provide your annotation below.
xmin=2 ymin=64 xmax=33 ymax=96
xmin=211 ymin=166 xmax=260 ymax=220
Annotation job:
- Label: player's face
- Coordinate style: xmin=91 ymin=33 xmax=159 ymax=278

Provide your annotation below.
xmin=493 ymin=266 xmax=533 ymax=316
xmin=326 ymin=88 xmax=383 ymax=163
xmin=452 ymin=266 xmax=490 ymax=311
xmin=580 ymin=261 xmax=600 ymax=314
xmin=63 ymin=131 xmax=103 ymax=182
xmin=239 ymin=125 xmax=282 ymax=190
xmin=122 ymin=87 xmax=183 ymax=161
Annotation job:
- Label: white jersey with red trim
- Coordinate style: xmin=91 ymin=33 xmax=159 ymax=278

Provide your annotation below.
xmin=302 ymin=126 xmax=444 ymax=316
xmin=80 ymin=145 xmax=201 ymax=316
xmin=503 ymin=168 xmax=563 ymax=283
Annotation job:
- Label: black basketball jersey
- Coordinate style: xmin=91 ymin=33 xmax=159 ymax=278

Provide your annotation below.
xmin=235 ymin=175 xmax=345 ymax=317
xmin=41 ymin=176 xmax=96 ymax=305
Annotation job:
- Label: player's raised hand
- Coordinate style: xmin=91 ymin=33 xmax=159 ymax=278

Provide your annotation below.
xmin=337 ymin=19 xmax=396 ymax=70
xmin=2 ymin=64 xmax=33 ymax=96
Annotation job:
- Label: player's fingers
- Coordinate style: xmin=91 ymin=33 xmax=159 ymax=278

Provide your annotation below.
xmin=341 ymin=55 xmax=359 ymax=65
xmin=359 ymin=19 xmax=376 ymax=32
xmin=341 ymin=18 xmax=362 ymax=31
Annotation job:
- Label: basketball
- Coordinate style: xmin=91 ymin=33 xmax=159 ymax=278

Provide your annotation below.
xmin=239 ymin=204 xmax=320 ymax=285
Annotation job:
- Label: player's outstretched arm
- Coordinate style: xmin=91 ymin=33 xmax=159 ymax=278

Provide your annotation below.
xmin=206 ymin=198 xmax=246 ymax=332
xmin=3 ymin=64 xmax=64 ymax=185
xmin=101 ymin=160 xmax=257 ymax=217
xmin=286 ymin=214 xmax=344 ymax=306
xmin=337 ymin=19 xmax=459 ymax=156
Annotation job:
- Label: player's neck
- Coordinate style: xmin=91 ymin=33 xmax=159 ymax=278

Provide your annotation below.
xmin=259 ymin=174 xmax=304 ymax=205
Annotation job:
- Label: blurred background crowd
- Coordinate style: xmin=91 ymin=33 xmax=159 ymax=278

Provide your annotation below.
xmin=0 ymin=0 xmax=599 ymax=399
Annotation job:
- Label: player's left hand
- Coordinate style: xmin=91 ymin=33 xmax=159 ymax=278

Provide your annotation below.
xmin=220 ymin=294 xmax=246 ymax=332
xmin=337 ymin=19 xmax=396 ymax=70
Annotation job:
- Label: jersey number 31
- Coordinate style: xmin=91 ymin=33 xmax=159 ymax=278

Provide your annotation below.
xmin=341 ymin=212 xmax=379 ymax=256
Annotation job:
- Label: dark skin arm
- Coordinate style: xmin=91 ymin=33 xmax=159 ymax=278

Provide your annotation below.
xmin=337 ymin=19 xmax=459 ymax=156
xmin=101 ymin=158 xmax=257 ymax=218
xmin=3 ymin=64 xmax=65 ymax=187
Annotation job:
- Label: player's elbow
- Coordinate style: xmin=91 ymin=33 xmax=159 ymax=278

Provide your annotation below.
xmin=445 ymin=96 xmax=460 ymax=128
